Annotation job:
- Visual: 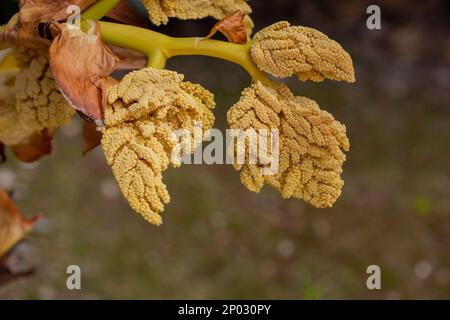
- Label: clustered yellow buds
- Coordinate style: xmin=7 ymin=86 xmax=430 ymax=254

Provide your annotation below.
xmin=227 ymin=81 xmax=349 ymax=208
xmin=101 ymin=67 xmax=215 ymax=225
xmin=0 ymin=98 xmax=35 ymax=146
xmin=14 ymin=48 xmax=75 ymax=131
xmin=250 ymin=21 xmax=355 ymax=83
xmin=141 ymin=0 xmax=254 ymax=33
xmin=0 ymin=48 xmax=75 ymax=146
xmin=214 ymin=20 xmax=356 ymax=210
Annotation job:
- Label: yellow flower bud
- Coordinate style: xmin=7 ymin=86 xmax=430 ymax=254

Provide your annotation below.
xmin=102 ymin=67 xmax=215 ymax=224
xmin=13 ymin=48 xmax=75 ymax=131
xmin=227 ymin=80 xmax=349 ymax=208
xmin=0 ymin=100 xmax=35 ymax=146
xmin=251 ymin=21 xmax=355 ymax=83
xmin=141 ymin=0 xmax=253 ymax=34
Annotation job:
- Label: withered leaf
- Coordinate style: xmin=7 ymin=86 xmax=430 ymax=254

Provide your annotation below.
xmin=19 ymin=0 xmax=97 ymax=24
xmin=49 ymin=23 xmax=119 ymax=125
xmin=109 ymin=45 xmax=147 ymax=70
xmin=0 ymin=188 xmax=41 ymax=258
xmin=82 ymin=121 xmax=102 ymax=155
xmin=11 ymin=128 xmax=53 ymax=163
xmin=1 ymin=0 xmax=97 ymax=49
xmin=0 ymin=13 xmax=44 ymax=49
xmin=105 ymin=0 xmax=146 ymax=27
xmin=205 ymin=11 xmax=248 ymax=44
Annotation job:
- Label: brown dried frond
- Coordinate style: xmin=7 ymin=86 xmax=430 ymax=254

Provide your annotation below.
xmin=0 ymin=187 xmax=40 ymax=258
xmin=49 ymin=23 xmax=119 ymax=125
xmin=1 ymin=0 xmax=96 ymax=49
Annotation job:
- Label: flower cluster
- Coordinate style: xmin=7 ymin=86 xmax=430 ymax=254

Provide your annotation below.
xmin=0 ymin=47 xmax=75 ymax=146
xmin=141 ymin=0 xmax=253 ymax=33
xmin=101 ymin=67 xmax=215 ymax=225
xmin=227 ymin=81 xmax=349 ymax=208
xmin=0 ymin=0 xmax=356 ymax=226
xmin=224 ymin=21 xmax=355 ymax=208
xmin=250 ymin=21 xmax=355 ymax=82
xmin=14 ymin=48 xmax=75 ymax=131
xmin=0 ymin=94 xmax=35 ymax=146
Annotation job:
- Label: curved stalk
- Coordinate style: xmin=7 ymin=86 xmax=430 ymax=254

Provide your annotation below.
xmin=97 ymin=21 xmax=272 ymax=85
xmin=82 ymin=0 xmax=121 ymax=21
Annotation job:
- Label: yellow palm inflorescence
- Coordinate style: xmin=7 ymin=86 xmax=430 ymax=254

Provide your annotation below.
xmin=102 ymin=67 xmax=215 ymax=225
xmin=0 ymin=98 xmax=35 ymax=146
xmin=227 ymin=81 xmax=349 ymax=208
xmin=141 ymin=0 xmax=254 ymax=34
xmin=250 ymin=21 xmax=355 ymax=83
xmin=0 ymin=48 xmax=75 ymax=146
xmin=14 ymin=48 xmax=75 ymax=132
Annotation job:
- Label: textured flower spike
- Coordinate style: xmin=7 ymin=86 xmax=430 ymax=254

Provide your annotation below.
xmin=227 ymin=81 xmax=349 ymax=208
xmin=0 ymin=48 xmax=74 ymax=146
xmin=250 ymin=21 xmax=355 ymax=82
xmin=0 ymin=99 xmax=35 ymax=146
xmin=102 ymin=67 xmax=215 ymax=225
xmin=141 ymin=0 xmax=254 ymax=35
xmin=0 ymin=51 xmax=32 ymax=145
xmin=14 ymin=48 xmax=75 ymax=132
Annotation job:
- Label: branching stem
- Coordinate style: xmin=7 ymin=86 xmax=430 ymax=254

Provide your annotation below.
xmin=97 ymin=21 xmax=271 ymax=85
xmin=82 ymin=0 xmax=272 ymax=84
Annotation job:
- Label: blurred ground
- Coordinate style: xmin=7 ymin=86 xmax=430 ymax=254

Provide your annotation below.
xmin=0 ymin=0 xmax=449 ymax=299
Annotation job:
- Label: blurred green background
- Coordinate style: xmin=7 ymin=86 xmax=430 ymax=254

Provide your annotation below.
xmin=0 ymin=0 xmax=449 ymax=299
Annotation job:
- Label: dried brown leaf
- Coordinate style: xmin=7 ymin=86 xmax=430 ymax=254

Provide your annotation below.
xmin=18 ymin=0 xmax=96 ymax=25
xmin=1 ymin=0 xmax=96 ymax=48
xmin=205 ymin=10 xmax=247 ymax=44
xmin=109 ymin=45 xmax=148 ymax=70
xmin=11 ymin=128 xmax=53 ymax=163
xmin=49 ymin=23 xmax=119 ymax=125
xmin=105 ymin=0 xmax=146 ymax=27
xmin=0 ymin=188 xmax=41 ymax=258
xmin=82 ymin=121 xmax=102 ymax=155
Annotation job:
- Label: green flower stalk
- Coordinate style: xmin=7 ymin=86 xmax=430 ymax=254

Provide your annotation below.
xmin=97 ymin=21 xmax=271 ymax=84
xmin=81 ymin=0 xmax=270 ymax=84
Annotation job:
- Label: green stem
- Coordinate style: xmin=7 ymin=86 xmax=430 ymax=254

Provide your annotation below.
xmin=147 ymin=49 xmax=167 ymax=69
xmin=82 ymin=0 xmax=121 ymax=21
xmin=97 ymin=21 xmax=271 ymax=85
